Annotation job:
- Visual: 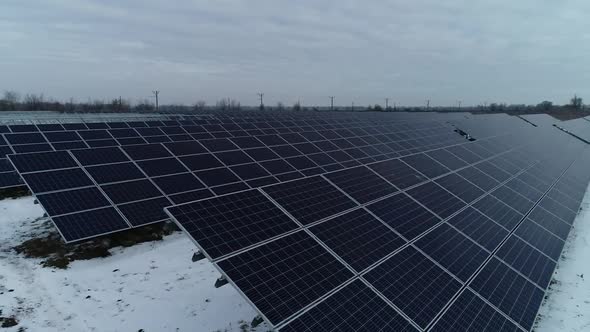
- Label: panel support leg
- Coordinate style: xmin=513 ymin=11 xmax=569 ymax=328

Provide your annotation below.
xmin=214 ymin=275 xmax=228 ymax=288
xmin=251 ymin=315 xmax=264 ymax=328
xmin=191 ymin=251 xmax=205 ymax=262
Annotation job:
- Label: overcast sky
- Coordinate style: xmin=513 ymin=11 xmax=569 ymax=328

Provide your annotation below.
xmin=2 ymin=0 xmax=590 ymax=107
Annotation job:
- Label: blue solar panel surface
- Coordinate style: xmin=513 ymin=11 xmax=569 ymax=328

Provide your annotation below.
xmin=6 ymin=111 xmax=590 ymax=331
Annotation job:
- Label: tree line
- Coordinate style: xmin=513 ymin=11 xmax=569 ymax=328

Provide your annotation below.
xmin=0 ymin=90 xmax=586 ymax=113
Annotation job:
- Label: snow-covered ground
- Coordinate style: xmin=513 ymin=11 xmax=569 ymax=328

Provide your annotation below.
xmin=536 ymin=183 xmax=590 ymax=332
xmin=1 ymin=188 xmax=590 ymax=332
xmin=0 ymin=197 xmax=262 ymax=332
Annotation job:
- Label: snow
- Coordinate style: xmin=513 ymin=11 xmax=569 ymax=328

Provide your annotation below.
xmin=0 ymin=197 xmax=263 ymax=332
xmin=536 ymin=183 xmax=590 ymax=332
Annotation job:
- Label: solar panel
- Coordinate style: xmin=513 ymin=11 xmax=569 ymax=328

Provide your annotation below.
xmin=86 ymin=162 xmax=145 ymax=184
xmin=5 ymin=133 xmax=46 ymax=144
xmin=22 ymin=168 xmax=93 ymax=193
xmin=491 ymin=186 xmax=535 ymax=215
xmin=263 ymin=176 xmax=358 ymax=225
xmin=415 ymin=223 xmax=488 ymax=282
xmin=368 ymin=159 xmax=428 ymax=189
xmin=195 ymin=168 xmax=241 ymax=187
xmin=495 ymin=235 xmax=556 ymax=289
xmin=364 ymin=246 xmax=462 ymax=329
xmin=406 ymin=181 xmax=466 ymax=219
xmin=426 ymin=148 xmax=468 ymax=170
xmin=136 ymin=158 xmax=187 ymax=176
xmin=366 ymin=193 xmax=441 ymax=241
xmin=122 ymin=144 xmax=171 ymax=160
xmin=37 ymin=187 xmax=110 ymax=216
xmin=457 ymin=166 xmax=499 ymax=191
xmin=101 ymin=179 xmax=161 ymax=204
xmin=470 ymin=257 xmax=544 ymax=330
xmin=472 ymin=194 xmax=523 ymax=230
xmin=401 ymin=153 xmax=450 ymax=178
xmin=435 ymin=173 xmax=485 ymax=203
xmin=165 ymin=189 xmax=298 ymax=259
xmin=9 ymin=151 xmax=78 ymax=173
xmin=446 ymin=207 xmax=508 ymax=252
xmin=514 ymin=219 xmax=564 ymax=261
xmin=527 ymin=206 xmax=570 ymax=240
xmin=279 ymin=280 xmax=417 ymax=332
xmin=53 ymin=207 xmax=130 ymax=242
xmin=230 ymin=163 xmax=271 ymax=180
xmin=216 ymin=230 xmax=354 ymax=325
xmin=151 ymin=173 xmax=204 ymax=195
xmin=0 ymin=171 xmax=22 ymax=188
xmin=324 ymin=166 xmax=397 ymax=204
xmin=118 ymin=197 xmax=171 ymax=226
xmin=12 ymin=143 xmax=53 ymax=153
xmin=310 ymin=208 xmax=406 ymax=272
xmin=71 ymin=147 xmax=129 ymax=166
xmin=431 ymin=289 xmax=521 ymax=332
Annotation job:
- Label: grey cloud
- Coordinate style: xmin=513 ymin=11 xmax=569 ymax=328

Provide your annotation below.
xmin=1 ymin=0 xmax=590 ymax=106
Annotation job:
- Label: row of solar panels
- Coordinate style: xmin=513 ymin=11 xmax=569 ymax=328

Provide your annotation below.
xmin=8 ymin=117 xmax=468 ymax=242
xmin=165 ymin=117 xmax=589 ymax=331
xmin=0 ymin=114 xmax=424 ymax=189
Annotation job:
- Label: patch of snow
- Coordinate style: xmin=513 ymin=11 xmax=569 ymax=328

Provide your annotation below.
xmin=537 ymin=184 xmax=590 ymax=332
xmin=0 ymin=197 xmax=264 ymax=332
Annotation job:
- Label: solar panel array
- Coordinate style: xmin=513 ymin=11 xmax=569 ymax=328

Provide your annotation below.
xmin=553 ymin=118 xmax=590 ymax=143
xmin=8 ymin=113 xmax=475 ymax=242
xmin=7 ymin=110 xmax=590 ymax=331
xmin=1 ymin=111 xmax=465 ymax=189
xmin=0 ymin=115 xmax=211 ymax=188
xmin=165 ymin=114 xmax=590 ymax=331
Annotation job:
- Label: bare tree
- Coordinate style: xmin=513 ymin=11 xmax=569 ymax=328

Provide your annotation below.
xmin=135 ymin=99 xmax=154 ymax=112
xmin=276 ymin=102 xmax=285 ymax=111
xmin=230 ymin=99 xmax=241 ymax=110
xmin=216 ymin=98 xmax=240 ymax=111
xmin=23 ymin=93 xmax=44 ymax=111
xmin=65 ymin=98 xmax=76 ymax=113
xmin=570 ymin=94 xmax=583 ymax=110
xmin=216 ymin=98 xmax=229 ymax=110
xmin=293 ymin=101 xmax=301 ymax=111
xmin=194 ymin=100 xmax=206 ymax=111
xmin=0 ymin=90 xmax=20 ymax=111
xmin=536 ymin=101 xmax=553 ymax=111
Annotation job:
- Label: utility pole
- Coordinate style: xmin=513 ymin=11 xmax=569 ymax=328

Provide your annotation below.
xmin=329 ymin=96 xmax=335 ymax=111
xmin=152 ymin=90 xmax=160 ymax=111
xmin=257 ymin=92 xmax=264 ymax=110
xmin=457 ymin=100 xmax=462 ymax=110
xmin=426 ymin=99 xmax=430 ymax=110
